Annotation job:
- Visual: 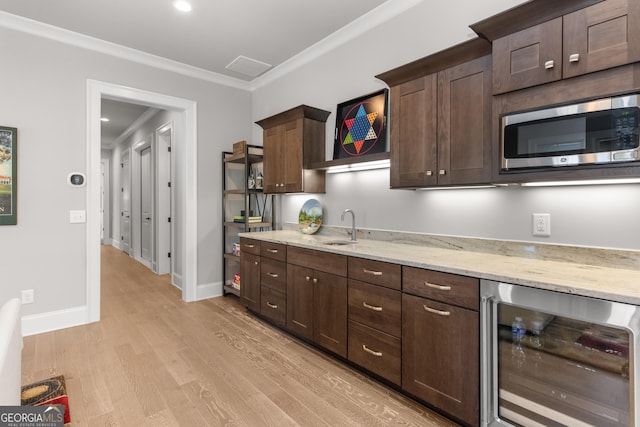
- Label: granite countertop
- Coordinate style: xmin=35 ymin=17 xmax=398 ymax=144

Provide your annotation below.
xmin=240 ymin=228 xmax=640 ymax=306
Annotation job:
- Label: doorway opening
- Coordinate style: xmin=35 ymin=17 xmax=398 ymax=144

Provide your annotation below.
xmin=87 ymin=80 xmax=198 ymax=323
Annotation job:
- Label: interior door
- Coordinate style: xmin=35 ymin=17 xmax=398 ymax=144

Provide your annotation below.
xmin=140 ymin=146 xmax=152 ymax=263
xmin=120 ymin=150 xmax=131 ymax=254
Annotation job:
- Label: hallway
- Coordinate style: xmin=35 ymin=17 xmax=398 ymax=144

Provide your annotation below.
xmin=21 ymin=245 xmax=457 ymax=426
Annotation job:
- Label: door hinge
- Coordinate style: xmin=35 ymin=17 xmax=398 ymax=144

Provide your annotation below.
xmin=168 ymin=146 xmax=172 ymax=153
xmin=121 ymin=236 xmax=123 ymax=240
xmin=168 ymin=182 xmax=171 ymax=188
xmin=168 ymin=217 xmax=171 ymax=223
xmin=168 ymin=252 xmax=171 ymax=258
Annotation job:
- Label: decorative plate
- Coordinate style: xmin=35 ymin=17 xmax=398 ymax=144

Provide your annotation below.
xmin=298 ymin=199 xmax=323 ymax=234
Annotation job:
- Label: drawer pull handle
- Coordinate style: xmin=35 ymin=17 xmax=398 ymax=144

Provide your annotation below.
xmin=267 ymin=249 xmax=278 ymax=253
xmin=362 ymin=345 xmax=383 ymax=357
xmin=569 ymin=53 xmax=580 ymax=63
xmin=267 ymin=272 xmax=278 ymax=278
xmin=244 ymin=244 xmax=255 ymax=248
xmin=544 ymin=60 xmax=555 ymax=69
xmin=424 ymin=305 xmax=450 ymax=316
xmin=424 ymin=282 xmax=451 ymax=291
xmin=363 ymin=302 xmax=383 ymax=312
xmin=267 ymin=302 xmax=278 ymax=309
xmin=363 ymin=268 xmax=383 ymax=276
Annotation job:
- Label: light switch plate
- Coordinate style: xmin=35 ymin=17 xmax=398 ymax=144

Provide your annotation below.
xmin=70 ymin=210 xmax=86 ymax=223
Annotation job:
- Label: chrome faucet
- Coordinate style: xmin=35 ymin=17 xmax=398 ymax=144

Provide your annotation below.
xmin=341 ymin=209 xmax=356 ymax=241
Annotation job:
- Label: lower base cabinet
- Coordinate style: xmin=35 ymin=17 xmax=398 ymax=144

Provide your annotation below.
xmin=402 ymin=293 xmax=479 ymax=426
xmin=286 ymin=248 xmax=348 ymax=358
xmin=348 ymin=320 xmax=401 ymax=385
xmin=244 ymin=242 xmax=480 ymax=426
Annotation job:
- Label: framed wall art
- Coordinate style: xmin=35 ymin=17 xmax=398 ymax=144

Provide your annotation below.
xmin=333 ymin=89 xmax=388 ymax=160
xmin=0 ymin=126 xmax=17 ymax=225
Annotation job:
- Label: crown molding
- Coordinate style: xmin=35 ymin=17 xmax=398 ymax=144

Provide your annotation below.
xmin=105 ymin=107 xmax=161 ymax=150
xmin=250 ymin=0 xmax=424 ymax=90
xmin=0 ymin=0 xmax=423 ymax=92
xmin=0 ymin=11 xmax=251 ymax=91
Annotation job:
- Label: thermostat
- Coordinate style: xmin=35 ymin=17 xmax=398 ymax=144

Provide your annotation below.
xmin=68 ymin=172 xmax=86 ymax=187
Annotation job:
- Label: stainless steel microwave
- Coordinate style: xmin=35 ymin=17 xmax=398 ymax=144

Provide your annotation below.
xmin=501 ymin=94 xmax=640 ymax=171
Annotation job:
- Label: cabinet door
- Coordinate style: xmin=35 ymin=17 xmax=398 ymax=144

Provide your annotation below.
xmin=438 ymin=55 xmax=492 ymax=185
xmin=402 ymin=294 xmax=479 ymax=427
xmin=262 ymin=125 xmax=284 ymax=193
xmin=286 ymin=264 xmax=314 ymax=340
xmin=240 ymin=253 xmax=261 ymax=312
xmin=563 ymin=0 xmax=640 ymax=79
xmin=492 ymin=18 xmax=562 ymax=94
xmin=314 ymin=270 xmax=348 ymax=358
xmin=282 ymin=119 xmax=304 ymax=193
xmin=389 ymin=75 xmax=438 ymax=188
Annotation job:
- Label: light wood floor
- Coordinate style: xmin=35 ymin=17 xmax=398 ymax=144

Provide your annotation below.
xmin=22 ymin=245 xmax=459 ymax=426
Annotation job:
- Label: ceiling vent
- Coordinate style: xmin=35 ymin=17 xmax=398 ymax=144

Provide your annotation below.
xmin=226 ymin=55 xmax=272 ymax=78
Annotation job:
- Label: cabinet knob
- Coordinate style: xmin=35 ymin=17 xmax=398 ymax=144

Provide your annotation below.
xmin=254 ymin=261 xmax=259 ymax=266
xmin=305 ymin=276 xmax=311 ymax=281
xmin=438 ymin=169 xmax=446 ymax=176
xmin=312 ymin=278 xmax=318 ymax=284
xmin=544 ymin=60 xmax=555 ymax=69
xmin=569 ymin=53 xmax=580 ymax=63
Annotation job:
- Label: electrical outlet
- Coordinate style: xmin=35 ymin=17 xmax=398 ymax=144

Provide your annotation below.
xmin=532 ymin=213 xmax=551 ymax=237
xmin=21 ymin=289 xmax=34 ymax=304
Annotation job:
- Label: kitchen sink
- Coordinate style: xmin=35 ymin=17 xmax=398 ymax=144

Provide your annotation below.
xmin=322 ymin=240 xmax=357 ymax=246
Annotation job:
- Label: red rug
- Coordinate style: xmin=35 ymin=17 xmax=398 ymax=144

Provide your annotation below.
xmin=21 ymin=375 xmax=70 ymax=424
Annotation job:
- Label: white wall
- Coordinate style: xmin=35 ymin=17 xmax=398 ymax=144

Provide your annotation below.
xmin=252 ymin=0 xmax=640 ymax=251
xmin=0 ymin=27 xmax=251 ymax=325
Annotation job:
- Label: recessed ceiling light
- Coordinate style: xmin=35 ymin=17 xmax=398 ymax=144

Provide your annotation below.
xmin=100 ymin=117 xmax=109 ymax=122
xmin=173 ymin=1 xmax=192 ymax=12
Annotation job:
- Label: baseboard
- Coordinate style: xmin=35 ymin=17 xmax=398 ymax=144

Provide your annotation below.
xmin=112 ymin=241 xmax=122 ymax=251
xmin=22 ymin=306 xmax=88 ymax=337
xmin=172 ymin=272 xmax=182 ymax=289
xmin=196 ymin=281 xmax=222 ymax=300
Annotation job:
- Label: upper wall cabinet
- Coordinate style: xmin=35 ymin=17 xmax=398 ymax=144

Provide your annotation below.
xmin=377 ymin=39 xmax=493 ymax=188
xmin=489 ymin=0 xmax=640 ymax=94
xmin=256 ymin=105 xmax=330 ymax=194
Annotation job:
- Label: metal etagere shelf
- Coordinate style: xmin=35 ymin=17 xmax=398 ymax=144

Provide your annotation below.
xmin=222 ymin=143 xmax=274 ymax=296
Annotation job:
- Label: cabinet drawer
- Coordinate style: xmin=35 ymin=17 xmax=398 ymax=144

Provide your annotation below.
xmin=260 ymin=286 xmax=286 ymax=327
xmin=260 ymin=258 xmax=286 ymax=293
xmin=287 ymin=246 xmax=347 ymax=277
xmin=403 ymin=266 xmax=479 ymax=311
xmin=261 ymin=242 xmax=286 ymax=261
xmin=348 ymin=320 xmax=401 ymax=386
xmin=348 ymin=279 xmax=401 ymax=337
xmin=348 ymin=257 xmax=401 ymax=290
xmin=240 ymin=238 xmax=261 ymax=255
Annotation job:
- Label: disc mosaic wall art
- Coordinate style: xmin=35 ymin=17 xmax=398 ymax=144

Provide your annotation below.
xmin=333 ymin=89 xmax=388 ymax=160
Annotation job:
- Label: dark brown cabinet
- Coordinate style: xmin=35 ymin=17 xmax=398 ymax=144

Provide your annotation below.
xmin=347 ymin=257 xmax=402 ymax=385
xmin=377 ymin=39 xmax=493 ymax=188
xmin=256 ymin=105 xmax=330 ymax=194
xmin=259 ymin=242 xmax=287 ymax=327
xmin=239 ymin=238 xmax=261 ymax=313
xmin=492 ymin=0 xmax=640 ymax=94
xmin=402 ymin=267 xmax=480 ymax=427
xmin=286 ymin=247 xmax=348 ymax=357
